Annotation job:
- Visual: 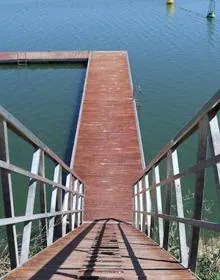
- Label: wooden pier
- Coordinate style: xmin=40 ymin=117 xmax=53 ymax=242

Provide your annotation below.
xmin=72 ymin=51 xmax=143 ymax=222
xmin=0 ymin=50 xmax=211 ymax=279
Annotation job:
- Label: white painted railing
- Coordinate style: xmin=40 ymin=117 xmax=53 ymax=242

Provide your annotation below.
xmin=132 ymin=91 xmax=220 ymax=272
xmin=0 ymin=105 xmax=85 ymax=268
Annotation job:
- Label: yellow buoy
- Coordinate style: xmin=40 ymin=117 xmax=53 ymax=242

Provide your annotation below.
xmin=167 ymin=0 xmax=174 ymax=5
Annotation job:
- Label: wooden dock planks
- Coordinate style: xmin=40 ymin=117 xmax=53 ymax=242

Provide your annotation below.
xmin=5 ymin=220 xmax=197 ymax=279
xmin=72 ymin=51 xmax=143 ymax=222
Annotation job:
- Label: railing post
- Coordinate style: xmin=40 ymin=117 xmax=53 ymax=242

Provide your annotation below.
xmin=136 ymin=183 xmax=141 ymax=229
xmin=141 ymin=177 xmax=147 ymax=233
xmin=62 ymin=174 xmax=71 ymax=236
xmin=20 ymin=149 xmax=41 ymax=264
xmin=139 ymin=180 xmax=144 ymax=232
xmin=151 ymin=167 xmax=157 ymax=238
xmin=69 ymin=177 xmax=75 ymax=231
xmin=0 ymin=120 xmax=19 ymax=268
xmin=77 ymin=183 xmax=83 ymax=226
xmin=154 ymin=165 xmax=164 ymax=247
xmin=144 ymin=174 xmax=152 ymax=237
xmin=47 ymin=164 xmax=62 ymax=246
xmin=132 ymin=185 xmax=136 ymax=227
xmin=72 ymin=179 xmax=79 ymax=229
xmin=209 ymin=115 xmax=220 ymax=210
xmin=56 ymin=168 xmax=63 ymax=237
xmin=134 ymin=184 xmax=138 ymax=228
xmin=172 ymin=149 xmax=188 ymax=267
xmin=163 ymin=151 xmax=173 ymax=251
xmin=81 ymin=184 xmax=85 ymax=224
xmin=39 ymin=150 xmax=47 ymax=248
xmin=188 ymin=115 xmax=209 ymax=272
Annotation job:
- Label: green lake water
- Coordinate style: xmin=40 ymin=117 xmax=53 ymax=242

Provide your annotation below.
xmin=0 ymin=0 xmax=220 ymax=223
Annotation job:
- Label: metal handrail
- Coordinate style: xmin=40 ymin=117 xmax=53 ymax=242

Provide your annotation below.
xmin=133 ymin=90 xmax=220 ymax=185
xmin=0 ymin=105 xmax=85 ymax=269
xmin=0 ymin=104 xmax=83 ymax=182
xmin=132 ymin=90 xmax=220 ymax=273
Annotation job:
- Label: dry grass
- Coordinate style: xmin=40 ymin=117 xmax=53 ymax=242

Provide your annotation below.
xmin=0 ymin=218 xmax=63 ymax=278
xmin=197 ymin=237 xmax=220 ymax=280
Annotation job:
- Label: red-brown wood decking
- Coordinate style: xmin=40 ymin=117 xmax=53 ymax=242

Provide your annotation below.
xmin=5 ymin=220 xmax=197 ymax=280
xmin=72 ymin=51 xmax=143 ymax=222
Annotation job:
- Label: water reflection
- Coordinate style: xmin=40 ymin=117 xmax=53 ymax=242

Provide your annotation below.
xmin=206 ymin=17 xmax=216 ymax=45
xmin=167 ymin=4 xmax=175 ymax=16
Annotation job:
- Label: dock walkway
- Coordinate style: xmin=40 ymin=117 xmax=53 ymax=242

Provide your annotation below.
xmin=5 ymin=220 xmax=197 ymax=280
xmin=1 ymin=51 xmax=197 ymax=279
xmin=72 ymin=51 xmax=143 ymax=222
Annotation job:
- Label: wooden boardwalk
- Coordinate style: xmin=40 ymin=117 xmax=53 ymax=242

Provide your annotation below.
xmin=5 ymin=220 xmax=197 ymax=279
xmin=72 ymin=51 xmax=143 ymax=222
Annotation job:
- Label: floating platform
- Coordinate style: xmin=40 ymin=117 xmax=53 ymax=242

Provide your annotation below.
xmin=0 ymin=51 xmax=89 ymax=64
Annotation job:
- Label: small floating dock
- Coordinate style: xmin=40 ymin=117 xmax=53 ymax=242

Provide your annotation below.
xmin=72 ymin=51 xmax=143 ymax=222
xmin=0 ymin=51 xmax=89 ymax=64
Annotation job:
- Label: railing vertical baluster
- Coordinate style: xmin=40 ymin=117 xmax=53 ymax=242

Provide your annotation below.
xmin=163 ymin=151 xmax=173 ymax=251
xmin=154 ymin=165 xmax=164 ymax=247
xmin=78 ymin=182 xmax=83 ymax=226
xmin=62 ymin=174 xmax=71 ymax=236
xmin=141 ymin=176 xmax=147 ymax=233
xmin=72 ymin=179 xmax=79 ymax=228
xmin=81 ymin=184 xmax=85 ymax=223
xmin=172 ymin=149 xmax=188 ymax=267
xmin=209 ymin=115 xmax=220 ymax=209
xmin=0 ymin=120 xmax=19 ymax=268
xmin=139 ymin=180 xmax=144 ymax=232
xmin=132 ymin=185 xmax=135 ymax=227
xmin=151 ymin=167 xmax=157 ymax=238
xmin=137 ymin=183 xmax=141 ymax=229
xmin=39 ymin=150 xmax=47 ymax=247
xmin=134 ymin=184 xmax=138 ymax=228
xmin=144 ymin=174 xmax=152 ymax=237
xmin=188 ymin=115 xmax=209 ymax=272
xmin=69 ymin=176 xmax=75 ymax=231
xmin=77 ymin=183 xmax=83 ymax=226
xmin=56 ymin=168 xmax=63 ymax=237
xmin=47 ymin=164 xmax=62 ymax=246
xmin=20 ymin=149 xmax=41 ymax=264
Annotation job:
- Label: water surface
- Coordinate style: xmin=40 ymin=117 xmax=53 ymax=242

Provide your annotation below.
xmin=0 ymin=0 xmax=220 ymax=222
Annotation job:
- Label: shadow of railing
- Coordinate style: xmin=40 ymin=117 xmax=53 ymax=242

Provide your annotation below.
xmin=80 ymin=219 xmax=109 ymax=278
xmin=29 ymin=222 xmax=96 ymax=280
xmin=118 ymin=223 xmax=147 ymax=280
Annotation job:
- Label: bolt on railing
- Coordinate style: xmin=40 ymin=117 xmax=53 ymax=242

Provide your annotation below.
xmin=0 ymin=105 xmax=85 ymax=269
xmin=132 ymin=90 xmax=220 ymax=272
